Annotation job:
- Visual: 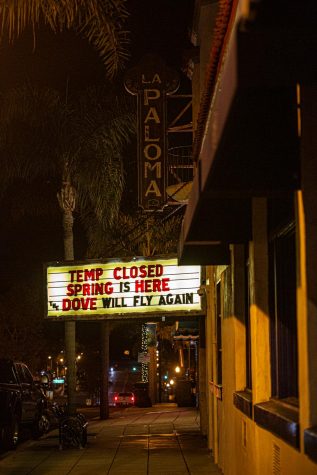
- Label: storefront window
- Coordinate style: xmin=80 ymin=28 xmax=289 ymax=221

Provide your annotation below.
xmin=269 ymin=216 xmax=298 ymax=401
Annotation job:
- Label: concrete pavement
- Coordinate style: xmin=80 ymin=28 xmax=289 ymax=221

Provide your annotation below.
xmin=0 ymin=404 xmax=221 ymax=474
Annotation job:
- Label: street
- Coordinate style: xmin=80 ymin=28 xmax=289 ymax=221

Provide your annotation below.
xmin=108 ymin=368 xmax=140 ymax=405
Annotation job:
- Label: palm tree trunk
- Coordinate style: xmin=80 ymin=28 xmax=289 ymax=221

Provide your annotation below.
xmin=63 ymin=209 xmax=74 ymax=261
xmin=100 ymin=321 xmax=110 ymax=419
xmin=63 ymin=209 xmax=76 ymax=414
xmin=58 ymin=177 xmax=77 ymax=415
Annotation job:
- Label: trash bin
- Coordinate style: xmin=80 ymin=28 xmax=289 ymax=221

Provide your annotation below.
xmin=175 ymin=380 xmax=195 ymax=407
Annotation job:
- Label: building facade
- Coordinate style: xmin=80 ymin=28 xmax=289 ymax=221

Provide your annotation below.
xmin=179 ymin=1 xmax=317 ymax=474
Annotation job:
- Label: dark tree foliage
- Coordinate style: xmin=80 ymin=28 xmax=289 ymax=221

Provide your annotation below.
xmin=0 ymin=279 xmax=47 ymax=370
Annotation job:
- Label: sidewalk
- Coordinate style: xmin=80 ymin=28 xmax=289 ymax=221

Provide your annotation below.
xmin=0 ymin=404 xmax=221 ymax=474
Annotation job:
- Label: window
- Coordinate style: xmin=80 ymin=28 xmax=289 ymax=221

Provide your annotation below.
xmin=15 ymin=363 xmax=34 ymax=384
xmin=15 ymin=364 xmax=25 ymax=384
xmin=253 ymin=197 xmax=299 ymax=447
xmin=0 ymin=361 xmax=16 ymax=384
xmin=269 ymin=217 xmax=298 ymax=401
xmin=22 ymin=364 xmax=34 ymax=384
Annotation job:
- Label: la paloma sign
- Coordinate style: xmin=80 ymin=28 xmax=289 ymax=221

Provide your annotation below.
xmin=124 ymin=55 xmax=179 ymax=210
xmin=45 ymin=256 xmax=202 ymax=320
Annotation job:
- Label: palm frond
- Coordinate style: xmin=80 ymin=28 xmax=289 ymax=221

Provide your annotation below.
xmin=0 ymin=0 xmax=130 ymax=78
xmin=69 ymin=86 xmax=136 ymax=227
xmin=78 ymin=1 xmax=130 ymax=78
xmin=0 ymin=82 xmax=136 ymax=255
xmin=0 ymin=84 xmax=63 ymax=186
xmin=85 ymin=211 xmax=183 ymax=259
xmin=0 ymin=84 xmax=62 ymax=127
xmin=3 ymin=177 xmax=60 ymax=222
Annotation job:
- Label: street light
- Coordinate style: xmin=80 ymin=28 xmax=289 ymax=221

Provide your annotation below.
xmin=57 ymin=357 xmax=64 ymax=377
xmin=169 ymin=379 xmax=175 ymax=402
xmin=175 ymin=366 xmax=181 ymax=374
xmin=47 ymin=356 xmax=52 ymax=371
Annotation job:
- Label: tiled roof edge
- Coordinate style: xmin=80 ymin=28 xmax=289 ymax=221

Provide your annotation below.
xmin=193 ymin=0 xmax=237 ymax=161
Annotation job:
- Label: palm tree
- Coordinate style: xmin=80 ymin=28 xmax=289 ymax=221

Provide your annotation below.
xmin=0 ymin=83 xmax=135 ymax=227
xmin=0 ymin=0 xmax=130 ymax=412
xmin=0 ymin=0 xmax=129 ymax=78
xmin=0 ymin=83 xmax=135 ymax=412
xmin=0 ymin=279 xmax=47 ymax=368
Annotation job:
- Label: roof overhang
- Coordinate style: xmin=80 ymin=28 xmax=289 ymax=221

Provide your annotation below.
xmin=178 ymin=9 xmax=310 ymax=265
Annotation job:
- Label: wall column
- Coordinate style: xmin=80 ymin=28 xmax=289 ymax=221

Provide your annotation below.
xmin=249 ymin=197 xmax=271 ymax=404
xmin=298 ymin=85 xmax=317 ymax=434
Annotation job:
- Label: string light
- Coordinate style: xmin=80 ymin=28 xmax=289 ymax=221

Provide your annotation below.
xmin=141 ymin=323 xmax=148 ymax=382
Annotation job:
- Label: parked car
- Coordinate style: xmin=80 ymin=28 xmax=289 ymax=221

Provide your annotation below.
xmin=0 ymin=359 xmax=49 ymax=450
xmin=114 ymin=392 xmax=135 ymax=407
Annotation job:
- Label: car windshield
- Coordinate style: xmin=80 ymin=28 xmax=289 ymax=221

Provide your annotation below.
xmin=0 ymin=361 xmax=16 ymax=384
xmin=118 ymin=392 xmax=133 ymax=397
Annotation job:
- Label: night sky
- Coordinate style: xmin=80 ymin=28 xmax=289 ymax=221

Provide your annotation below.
xmin=0 ymin=0 xmax=194 ymax=259
xmin=0 ymin=1 xmax=194 ymax=353
xmin=0 ymin=0 xmax=193 ymax=93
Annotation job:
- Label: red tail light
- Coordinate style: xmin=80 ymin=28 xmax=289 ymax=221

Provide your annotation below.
xmin=114 ymin=396 xmax=118 ymax=401
xmin=131 ymin=396 xmax=134 ymax=402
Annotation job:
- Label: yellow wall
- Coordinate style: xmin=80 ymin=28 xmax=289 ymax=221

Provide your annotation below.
xmin=202 ymin=195 xmax=317 ymax=474
xmin=196 ymin=4 xmax=317 ymax=475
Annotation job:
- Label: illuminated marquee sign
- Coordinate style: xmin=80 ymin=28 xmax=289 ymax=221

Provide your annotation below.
xmin=46 ymin=256 xmax=202 ymax=320
xmin=125 ymin=55 xmax=179 ymax=210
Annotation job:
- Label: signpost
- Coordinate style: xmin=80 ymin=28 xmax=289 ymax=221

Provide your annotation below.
xmin=138 ymin=352 xmax=151 ymax=364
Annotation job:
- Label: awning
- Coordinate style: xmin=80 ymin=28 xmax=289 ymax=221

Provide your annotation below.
xmin=198 ymin=15 xmax=301 ymax=195
xmin=178 ymin=145 xmax=251 ymax=266
xmin=178 ymin=8 xmax=308 ymax=265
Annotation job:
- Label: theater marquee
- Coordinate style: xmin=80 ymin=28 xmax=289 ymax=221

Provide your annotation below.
xmin=45 ymin=256 xmax=202 ymax=320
